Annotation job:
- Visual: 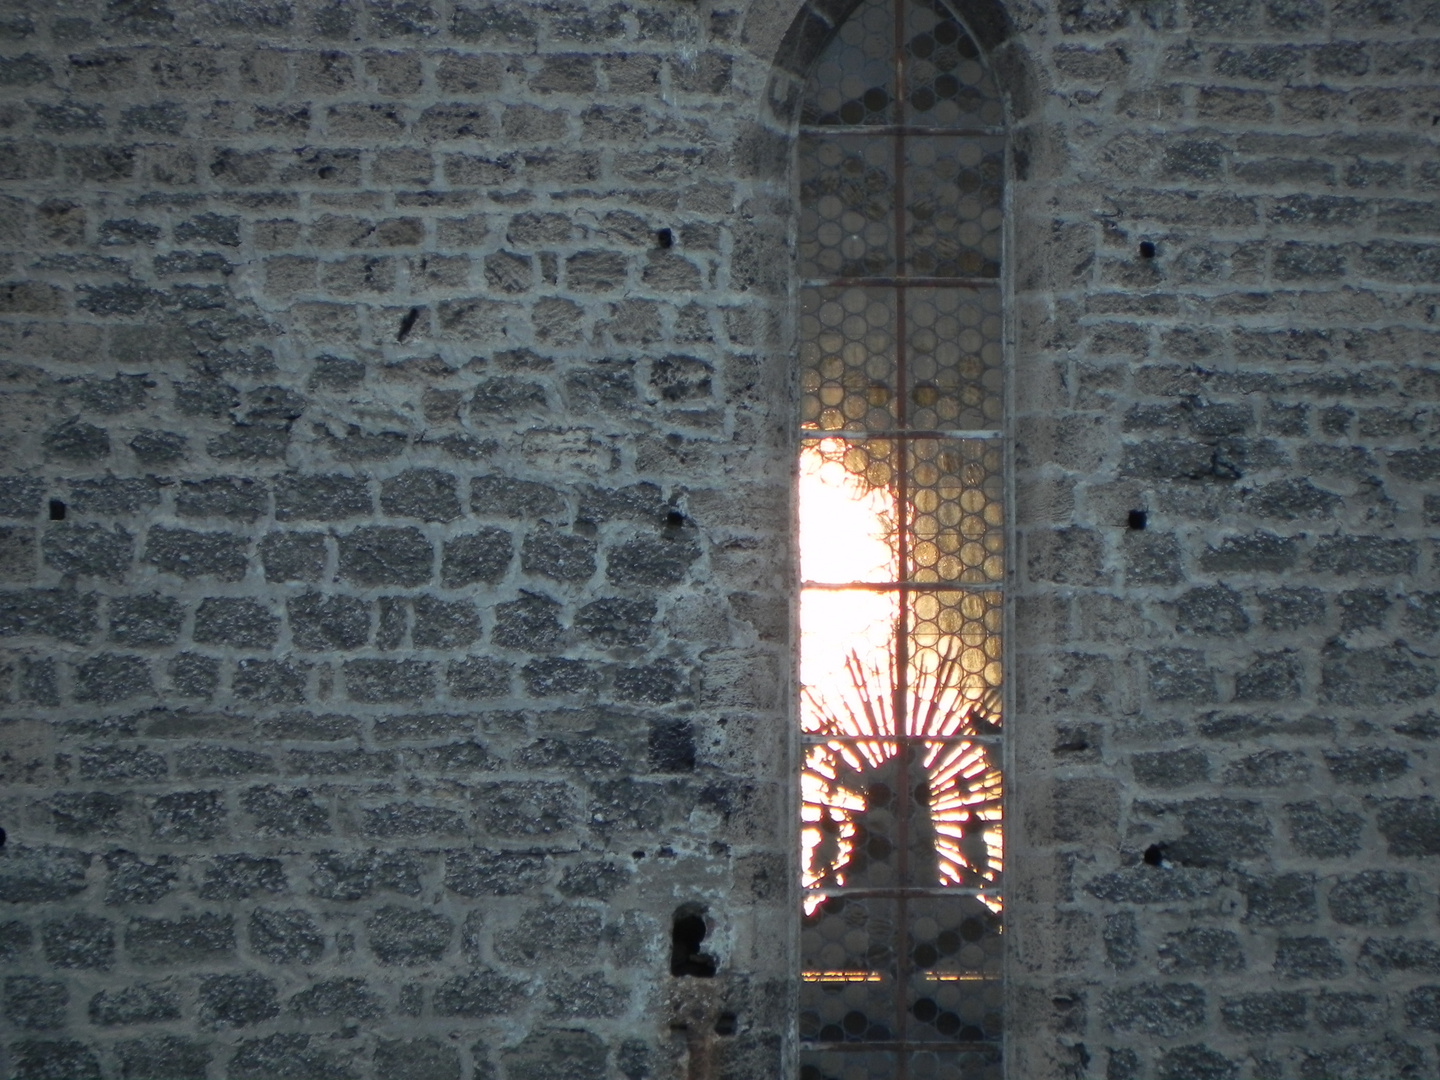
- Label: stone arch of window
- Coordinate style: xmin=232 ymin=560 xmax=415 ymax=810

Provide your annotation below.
xmin=779 ymin=1 xmax=1016 ymax=1077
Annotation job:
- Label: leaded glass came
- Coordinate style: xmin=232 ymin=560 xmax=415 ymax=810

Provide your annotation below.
xmin=796 ymin=2 xmax=1006 ymax=1077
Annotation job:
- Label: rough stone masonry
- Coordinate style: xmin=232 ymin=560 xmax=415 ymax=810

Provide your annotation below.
xmin=0 ymin=0 xmax=1436 ymax=1078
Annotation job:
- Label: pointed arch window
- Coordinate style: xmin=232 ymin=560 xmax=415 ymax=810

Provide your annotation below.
xmin=796 ymin=1 xmax=1007 ymax=1077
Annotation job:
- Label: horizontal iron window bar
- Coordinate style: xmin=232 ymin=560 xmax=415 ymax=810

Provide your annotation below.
xmin=799 ymin=429 xmax=1002 ymax=441
xmin=800 ymin=125 xmax=1006 ymax=138
xmin=805 ymin=886 xmax=1003 ymax=899
xmin=803 ymin=276 xmax=1000 ymax=289
xmin=802 ymin=580 xmax=1003 ymax=591
xmin=802 ymin=973 xmax=999 ymax=983
xmin=802 ymin=1042 xmax=1002 ymax=1053
xmin=801 ymin=734 xmax=1001 ymax=745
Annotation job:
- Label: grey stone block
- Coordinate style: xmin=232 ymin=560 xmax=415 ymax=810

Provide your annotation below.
xmin=108 ymin=594 xmax=183 ymax=646
xmin=289 ymin=592 xmax=369 ymax=650
xmin=290 ymin=977 xmax=385 ymax=1020
xmin=167 ymin=652 xmax=220 ymax=698
xmin=494 ymin=592 xmax=564 ymax=651
xmin=441 ymin=528 xmax=512 ymax=585
xmin=1297 ymin=1037 xmax=1423 ymax=1080
xmin=433 ymin=971 xmax=528 ymax=1017
xmin=41 ymin=914 xmax=114 ymax=970
xmin=471 ymin=476 xmax=565 ymax=517
xmin=344 ymin=659 xmax=435 ymax=702
xmin=574 ymin=597 xmax=655 ymax=647
xmin=125 ymin=914 xmax=234 ymax=965
xmin=338 ymin=526 xmax=433 ymax=586
xmin=176 ymin=477 xmax=267 ymax=521
xmin=1220 ymin=991 xmax=1307 ymax=1033
xmin=1357 ymin=937 xmax=1440 ymax=977
xmin=412 ymin=595 xmax=481 ymax=648
xmin=198 ymin=972 xmax=279 ymax=1028
xmin=0 ymin=920 xmax=33 ymax=963
xmin=149 ymin=790 xmax=226 ymax=841
xmin=199 ymin=855 xmax=287 ymax=900
xmin=1157 ymin=929 xmax=1245 ymax=974
xmin=274 ymin=474 xmax=371 ymax=520
xmin=8 ymin=1040 xmax=102 ymax=1080
xmin=1242 ymin=873 xmax=1317 ymax=925
xmin=503 ymin=1029 xmax=606 ymax=1080
xmin=228 ymin=1033 xmax=357 ymax=1080
xmin=367 ymin=906 xmax=453 ymax=965
xmin=1155 ymin=1045 xmax=1237 ymax=1080
xmin=0 ymin=588 xmax=99 ymax=642
xmin=1324 ymin=747 xmax=1409 ymax=784
xmin=232 ymin=658 xmax=309 ymax=704
xmin=89 ymin=983 xmax=182 ymax=1026
xmin=3 ymin=976 xmax=68 ymax=1030
xmin=103 ymin=851 xmax=179 ymax=906
xmin=1377 ymin=797 xmax=1440 ymax=856
xmin=259 ymin=531 xmax=327 ymax=582
xmin=42 ymin=524 xmax=133 ymax=580
xmin=0 ymin=845 xmax=90 ymax=903
xmin=143 ymin=528 xmax=248 ymax=581
xmin=193 ymin=597 xmax=279 ymax=648
xmin=1314 ymin=991 xmax=1386 ymax=1029
xmin=242 ymin=785 xmax=331 ymax=838
xmin=605 ymin=534 xmax=699 ymax=586
xmin=372 ymin=1038 xmax=460 ymax=1080
xmin=1101 ymin=982 xmax=1206 ymax=1036
xmin=249 ymin=908 xmax=325 ymax=964
xmin=115 ymin=1035 xmax=210 ymax=1080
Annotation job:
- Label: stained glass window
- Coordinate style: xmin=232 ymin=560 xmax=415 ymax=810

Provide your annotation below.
xmin=796 ymin=1 xmax=1006 ymax=1077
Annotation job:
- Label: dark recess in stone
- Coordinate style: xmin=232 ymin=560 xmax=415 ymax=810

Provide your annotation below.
xmin=656 ymin=228 xmax=673 ymax=249
xmin=49 ymin=500 xmax=66 ymax=521
xmin=1128 ymin=510 xmax=1147 ymax=530
xmin=670 ymin=904 xmax=716 ymax=977
xmin=714 ymin=1011 xmax=737 ymax=1035
xmin=1139 ymin=241 xmax=1156 ymax=259
xmin=1143 ymin=843 xmax=1169 ymax=866
xmin=397 ymin=306 xmax=421 ymax=342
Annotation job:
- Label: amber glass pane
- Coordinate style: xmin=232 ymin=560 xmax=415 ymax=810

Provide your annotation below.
xmin=799 ymin=288 xmax=898 ymax=433
xmin=799 ymin=136 xmax=898 ymax=280
xmin=798 ymin=0 xmax=1004 ymax=1072
xmin=903 ymin=0 xmax=1005 ymax=128
xmin=801 ymin=0 xmax=896 ymax=126
xmin=907 ymin=287 xmax=1003 ymax=430
xmin=907 ymin=440 xmax=1004 ymax=584
xmin=904 ymin=137 xmax=1004 ymax=279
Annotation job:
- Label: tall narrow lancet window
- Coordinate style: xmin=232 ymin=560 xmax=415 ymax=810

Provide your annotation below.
xmin=796 ymin=1 xmax=1006 ymax=1078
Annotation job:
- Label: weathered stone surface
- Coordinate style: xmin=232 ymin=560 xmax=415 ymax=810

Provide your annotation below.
xmin=0 ymin=0 xmax=1433 ymax=1072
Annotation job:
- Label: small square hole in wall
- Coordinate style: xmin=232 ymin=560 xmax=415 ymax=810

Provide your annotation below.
xmin=49 ymin=500 xmax=66 ymax=521
xmin=670 ymin=904 xmax=716 ymax=977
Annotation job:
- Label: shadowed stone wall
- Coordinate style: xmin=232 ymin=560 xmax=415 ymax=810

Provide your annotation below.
xmin=0 ymin=0 xmax=1438 ymax=1077
xmin=0 ymin=1 xmax=793 ymax=1077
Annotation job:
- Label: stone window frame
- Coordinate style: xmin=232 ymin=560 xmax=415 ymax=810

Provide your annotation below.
xmin=768 ymin=0 xmax=1034 ymax=1076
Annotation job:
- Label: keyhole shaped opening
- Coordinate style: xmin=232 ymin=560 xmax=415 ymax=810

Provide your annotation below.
xmin=670 ymin=903 xmax=717 ymax=977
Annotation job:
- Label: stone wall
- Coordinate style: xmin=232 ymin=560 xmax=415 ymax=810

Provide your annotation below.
xmin=0 ymin=2 xmax=793 ymax=1077
xmin=0 ymin=0 xmax=1438 ymax=1077
xmin=990 ymin=0 xmax=1440 ymax=1075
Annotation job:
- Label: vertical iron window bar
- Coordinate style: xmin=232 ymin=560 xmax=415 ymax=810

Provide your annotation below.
xmin=796 ymin=1 xmax=1006 ymax=1079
